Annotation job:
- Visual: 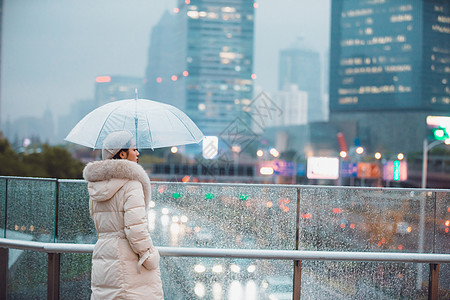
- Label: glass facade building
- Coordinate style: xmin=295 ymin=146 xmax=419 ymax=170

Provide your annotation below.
xmin=329 ymin=0 xmax=450 ymax=152
xmin=330 ymin=0 xmax=449 ymax=112
xmin=145 ymin=0 xmax=255 ymax=136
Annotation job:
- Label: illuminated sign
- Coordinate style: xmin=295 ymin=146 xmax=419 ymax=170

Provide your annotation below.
xmin=383 ymin=160 xmax=407 ymax=181
xmin=340 ymin=162 xmax=358 ymax=178
xmin=307 ymin=157 xmax=339 ymax=180
xmin=96 ymin=76 xmax=111 ymax=83
xmin=426 ymin=116 xmax=450 ymax=128
xmin=357 ymin=163 xmax=380 ymax=179
xmin=202 ymin=136 xmax=218 ymax=159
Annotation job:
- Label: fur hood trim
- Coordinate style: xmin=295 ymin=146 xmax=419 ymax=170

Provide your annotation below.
xmin=83 ymin=159 xmax=151 ymax=208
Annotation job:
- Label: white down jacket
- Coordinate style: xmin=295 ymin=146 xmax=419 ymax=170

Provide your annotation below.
xmin=83 ymin=159 xmax=164 ymax=300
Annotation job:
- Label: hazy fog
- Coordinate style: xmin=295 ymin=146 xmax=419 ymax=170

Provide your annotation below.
xmin=1 ymin=0 xmax=330 ymax=126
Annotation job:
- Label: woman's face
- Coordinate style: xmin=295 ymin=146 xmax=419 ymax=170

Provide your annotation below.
xmin=119 ymin=142 xmax=139 ymax=162
xmin=125 ymin=148 xmax=140 ymax=162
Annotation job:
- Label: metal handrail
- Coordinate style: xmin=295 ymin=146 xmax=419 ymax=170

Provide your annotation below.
xmin=1 ymin=241 xmax=448 ymax=300
xmin=3 ymin=176 xmax=450 ymax=192
xmin=1 ymin=238 xmax=450 ymax=263
xmin=0 ymin=176 xmax=58 ymax=182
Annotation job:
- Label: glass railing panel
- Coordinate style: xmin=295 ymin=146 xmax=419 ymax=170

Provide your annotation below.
xmin=0 ymin=178 xmax=6 ymax=238
xmin=300 ymin=260 xmax=430 ymax=299
xmin=7 ymin=251 xmax=47 ymax=300
xmin=435 ymin=191 xmax=450 ymax=296
xmin=57 ymin=180 xmax=94 ymax=298
xmin=150 ymin=182 xmax=297 ymax=250
xmin=57 ymin=180 xmax=95 ymax=243
xmin=5 ymin=178 xmax=56 ymax=242
xmin=160 ymin=256 xmax=293 ymax=300
xmin=60 ymin=253 xmax=92 ymax=299
xmin=299 ymin=187 xmax=435 ymax=253
xmin=4 ymin=178 xmax=56 ymax=300
xmin=435 ymin=191 xmax=450 ymax=254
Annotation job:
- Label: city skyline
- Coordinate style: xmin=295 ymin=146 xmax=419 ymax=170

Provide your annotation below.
xmin=0 ymin=0 xmax=331 ymax=128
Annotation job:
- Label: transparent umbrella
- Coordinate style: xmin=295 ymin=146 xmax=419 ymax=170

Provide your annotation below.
xmin=65 ymin=98 xmax=204 ymax=149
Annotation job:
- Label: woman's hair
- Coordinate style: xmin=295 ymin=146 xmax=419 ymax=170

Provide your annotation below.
xmin=111 ymin=148 xmax=129 ymax=160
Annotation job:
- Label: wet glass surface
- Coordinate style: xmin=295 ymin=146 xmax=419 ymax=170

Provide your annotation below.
xmin=59 ymin=253 xmax=92 ymax=300
xmin=7 ymin=251 xmax=47 ymax=300
xmin=299 ymin=188 xmax=435 ymax=253
xmin=57 ymin=180 xmax=94 ymax=243
xmin=1 ymin=179 xmax=449 ymax=299
xmin=0 ymin=178 xmax=6 ymax=238
xmin=4 ymin=178 xmax=56 ymax=299
xmin=5 ymin=178 xmax=56 ymax=242
xmin=150 ymin=182 xmax=297 ymax=251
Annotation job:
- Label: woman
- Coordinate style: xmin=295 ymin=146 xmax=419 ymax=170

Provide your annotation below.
xmin=83 ymin=130 xmax=164 ymax=299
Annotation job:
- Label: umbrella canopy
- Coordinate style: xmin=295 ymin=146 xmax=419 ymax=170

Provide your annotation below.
xmin=65 ymin=98 xmax=204 ymax=149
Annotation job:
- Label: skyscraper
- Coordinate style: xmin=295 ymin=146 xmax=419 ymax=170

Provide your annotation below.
xmin=329 ymin=0 xmax=450 ymax=152
xmin=279 ymin=38 xmax=325 ymax=122
xmin=267 ymin=84 xmax=308 ymax=127
xmin=145 ymin=0 xmax=255 ymax=136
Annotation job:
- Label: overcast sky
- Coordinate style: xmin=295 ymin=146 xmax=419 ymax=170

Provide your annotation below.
xmin=0 ymin=0 xmax=330 ymax=124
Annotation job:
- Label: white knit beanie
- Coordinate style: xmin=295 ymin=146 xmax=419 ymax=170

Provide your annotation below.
xmin=102 ymin=131 xmax=134 ymax=160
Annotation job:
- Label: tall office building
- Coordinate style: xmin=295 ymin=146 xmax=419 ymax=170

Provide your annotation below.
xmin=145 ymin=0 xmax=255 ymax=136
xmin=279 ymin=38 xmax=325 ymax=122
xmin=266 ymin=84 xmax=308 ymax=127
xmin=329 ymin=0 xmax=450 ymax=152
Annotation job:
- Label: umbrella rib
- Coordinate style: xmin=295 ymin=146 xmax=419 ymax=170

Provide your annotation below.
xmin=94 ymin=105 xmax=122 ymax=149
xmin=168 ymin=109 xmax=198 ymax=141
xmin=144 ymin=111 xmax=154 ymax=148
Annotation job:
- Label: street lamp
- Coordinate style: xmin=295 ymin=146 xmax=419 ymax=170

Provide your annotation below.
xmin=356 ymin=146 xmax=364 ymax=155
xmin=269 ymin=148 xmax=280 ymax=158
xmin=374 ymin=152 xmax=381 ymax=160
xmin=422 ymin=138 xmax=449 ymax=188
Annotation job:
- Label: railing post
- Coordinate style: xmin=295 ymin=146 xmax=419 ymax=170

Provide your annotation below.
xmin=3 ymin=178 xmax=8 ymax=238
xmin=47 ymin=253 xmax=60 ymax=300
xmin=54 ymin=180 xmax=59 ymax=243
xmin=293 ymin=260 xmax=302 ymax=300
xmin=293 ymin=187 xmax=302 ymax=300
xmin=427 ymin=263 xmax=439 ymax=300
xmin=0 ymin=247 xmax=8 ymax=300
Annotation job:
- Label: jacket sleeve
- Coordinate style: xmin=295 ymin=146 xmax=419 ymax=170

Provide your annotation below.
xmin=123 ymin=180 xmax=159 ymax=272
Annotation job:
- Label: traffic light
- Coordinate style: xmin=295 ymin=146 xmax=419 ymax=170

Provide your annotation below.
xmin=432 ymin=127 xmax=449 ymax=140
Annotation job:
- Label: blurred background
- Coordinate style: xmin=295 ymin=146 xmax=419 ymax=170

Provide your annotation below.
xmin=0 ymin=0 xmax=449 ymax=188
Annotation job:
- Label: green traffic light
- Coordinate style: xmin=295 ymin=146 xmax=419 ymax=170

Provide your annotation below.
xmin=432 ymin=127 xmax=449 ymax=140
xmin=205 ymin=193 xmax=214 ymax=200
xmin=172 ymin=192 xmax=181 ymax=199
